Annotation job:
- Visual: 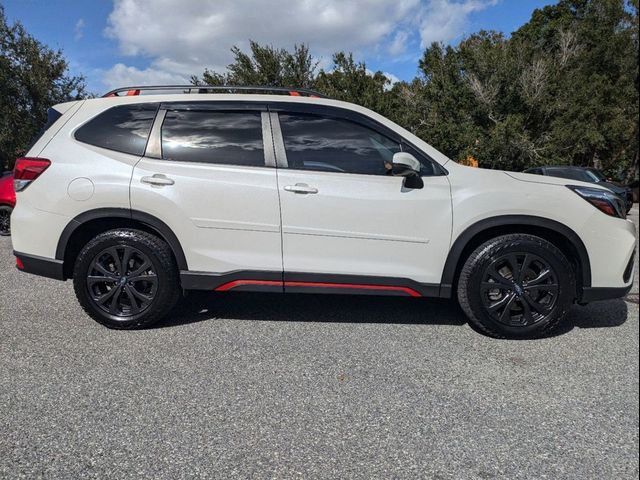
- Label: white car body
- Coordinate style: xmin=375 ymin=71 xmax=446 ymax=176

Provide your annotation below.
xmin=11 ymin=92 xmax=636 ymax=309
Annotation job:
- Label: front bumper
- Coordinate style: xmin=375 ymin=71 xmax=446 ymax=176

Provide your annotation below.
xmin=580 ymin=284 xmax=633 ymax=303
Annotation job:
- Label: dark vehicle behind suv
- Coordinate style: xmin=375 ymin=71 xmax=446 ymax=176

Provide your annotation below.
xmin=523 ymin=166 xmax=634 ymax=213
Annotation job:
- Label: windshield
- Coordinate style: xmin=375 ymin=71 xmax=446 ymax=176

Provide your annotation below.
xmin=546 ymin=168 xmax=593 ymax=182
xmin=585 ymin=168 xmax=606 ymax=182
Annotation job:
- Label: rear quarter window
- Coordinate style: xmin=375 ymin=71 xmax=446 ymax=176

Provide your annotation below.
xmin=75 ymin=103 xmax=158 ymax=156
xmin=26 ymin=107 xmax=63 ymax=151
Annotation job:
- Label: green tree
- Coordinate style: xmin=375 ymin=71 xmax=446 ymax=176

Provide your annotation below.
xmin=193 ymin=40 xmax=317 ymax=88
xmin=315 ymin=52 xmax=394 ymax=115
xmin=0 ymin=6 xmax=86 ymax=169
xmin=192 ymin=0 xmax=638 ymax=180
xmin=511 ymin=0 xmax=638 ymax=178
xmin=392 ymin=41 xmax=484 ymax=164
xmin=402 ymin=0 xmax=638 ymax=177
xmin=194 ymin=44 xmax=397 ymax=117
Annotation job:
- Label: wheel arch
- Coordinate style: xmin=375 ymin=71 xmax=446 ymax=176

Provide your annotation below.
xmin=56 ymin=208 xmax=188 ymax=279
xmin=440 ymin=215 xmax=591 ymax=298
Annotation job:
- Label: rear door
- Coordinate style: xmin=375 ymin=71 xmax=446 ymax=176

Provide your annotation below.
xmin=270 ymin=106 xmax=452 ymax=293
xmin=130 ymin=102 xmax=283 ymax=278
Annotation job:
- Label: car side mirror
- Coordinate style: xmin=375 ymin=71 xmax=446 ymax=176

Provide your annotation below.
xmin=392 ymin=152 xmax=424 ymax=189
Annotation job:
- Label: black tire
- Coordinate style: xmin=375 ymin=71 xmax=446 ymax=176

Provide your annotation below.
xmin=457 ymin=234 xmax=575 ymax=339
xmin=0 ymin=205 xmax=12 ymax=236
xmin=73 ymin=229 xmax=181 ymax=329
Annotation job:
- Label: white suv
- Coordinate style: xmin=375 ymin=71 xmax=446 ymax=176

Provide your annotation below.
xmin=11 ymin=86 xmax=637 ymax=338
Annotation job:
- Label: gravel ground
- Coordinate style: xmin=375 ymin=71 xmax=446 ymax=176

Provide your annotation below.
xmin=0 ymin=209 xmax=638 ymax=479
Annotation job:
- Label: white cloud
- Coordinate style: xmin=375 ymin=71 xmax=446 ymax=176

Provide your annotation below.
xmin=74 ymin=18 xmax=85 ymax=41
xmin=102 ymin=0 xmax=498 ymax=88
xmin=418 ymin=0 xmax=498 ymax=47
xmin=102 ymin=64 xmax=190 ymax=90
xmin=389 ymin=30 xmax=410 ymax=56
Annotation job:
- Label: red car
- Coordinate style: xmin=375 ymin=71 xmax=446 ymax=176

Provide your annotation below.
xmin=0 ymin=171 xmax=16 ymax=236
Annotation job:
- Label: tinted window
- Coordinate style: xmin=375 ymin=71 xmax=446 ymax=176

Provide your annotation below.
xmin=585 ymin=168 xmax=606 ymax=182
xmin=28 ymin=107 xmax=63 ymax=150
xmin=546 ymin=168 xmax=592 ymax=182
xmin=75 ymin=103 xmax=158 ymax=156
xmin=161 ymin=111 xmax=265 ymax=166
xmin=279 ymin=113 xmax=401 ymax=175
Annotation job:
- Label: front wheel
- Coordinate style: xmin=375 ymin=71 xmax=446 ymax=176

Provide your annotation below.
xmin=457 ymin=234 xmax=575 ymax=339
xmin=0 ymin=205 xmax=12 ymax=236
xmin=73 ymin=229 xmax=181 ymax=329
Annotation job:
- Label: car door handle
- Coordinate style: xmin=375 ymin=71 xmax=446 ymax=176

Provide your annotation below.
xmin=141 ymin=174 xmax=175 ymax=186
xmin=284 ymin=183 xmax=318 ymax=194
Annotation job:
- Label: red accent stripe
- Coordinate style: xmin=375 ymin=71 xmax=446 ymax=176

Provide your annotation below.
xmin=126 ymin=89 xmax=141 ymax=96
xmin=214 ymin=280 xmax=282 ymax=291
xmin=15 ymin=257 xmax=24 ymax=270
xmin=214 ymin=279 xmax=421 ymax=297
xmin=288 ymin=91 xmax=301 ymax=96
xmin=285 ymin=281 xmax=421 ymax=297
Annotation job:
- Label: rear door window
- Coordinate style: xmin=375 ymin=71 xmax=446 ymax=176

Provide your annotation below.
xmin=161 ymin=110 xmax=265 ymax=167
xmin=75 ymin=103 xmax=158 ymax=156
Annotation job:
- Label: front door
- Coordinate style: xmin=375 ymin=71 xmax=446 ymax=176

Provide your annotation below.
xmin=271 ymin=109 xmax=452 ymax=294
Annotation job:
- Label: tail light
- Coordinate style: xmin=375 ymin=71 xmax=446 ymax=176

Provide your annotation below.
xmin=13 ymin=157 xmax=51 ymax=192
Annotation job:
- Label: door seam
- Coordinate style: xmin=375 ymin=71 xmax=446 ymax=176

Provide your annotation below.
xmin=266 ymin=108 xmax=286 ymax=281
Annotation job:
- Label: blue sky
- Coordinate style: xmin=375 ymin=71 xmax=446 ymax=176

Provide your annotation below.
xmin=2 ymin=0 xmax=556 ymax=94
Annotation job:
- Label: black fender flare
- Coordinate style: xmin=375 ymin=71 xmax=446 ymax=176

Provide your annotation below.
xmin=439 ymin=215 xmax=591 ymax=296
xmin=55 ymin=208 xmax=188 ymax=271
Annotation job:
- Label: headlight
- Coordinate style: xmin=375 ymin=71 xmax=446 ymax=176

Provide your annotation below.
xmin=567 ymin=185 xmax=627 ymax=219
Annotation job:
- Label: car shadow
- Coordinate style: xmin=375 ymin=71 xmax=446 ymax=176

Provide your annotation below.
xmin=156 ymin=291 xmax=631 ymax=337
xmin=558 ymin=298 xmax=629 ymax=331
xmin=158 ymin=292 xmax=465 ymax=328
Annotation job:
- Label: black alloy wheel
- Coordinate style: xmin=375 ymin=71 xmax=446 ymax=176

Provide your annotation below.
xmin=480 ymin=252 xmax=558 ymax=327
xmin=73 ymin=229 xmax=180 ymax=329
xmin=87 ymin=245 xmax=158 ymax=317
xmin=457 ymin=233 xmax=574 ymax=339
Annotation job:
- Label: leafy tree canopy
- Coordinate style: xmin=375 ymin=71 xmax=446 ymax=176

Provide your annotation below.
xmin=1 ymin=6 xmax=86 ymax=169
xmin=195 ymin=0 xmax=638 ymax=180
xmin=1 ymin=1 xmax=636 ymax=180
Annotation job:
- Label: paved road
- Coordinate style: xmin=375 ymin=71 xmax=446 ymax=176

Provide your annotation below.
xmin=1 ymin=210 xmax=638 ymax=479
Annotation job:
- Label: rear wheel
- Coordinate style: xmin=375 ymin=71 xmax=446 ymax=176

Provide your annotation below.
xmin=0 ymin=205 xmax=12 ymax=236
xmin=457 ymin=234 xmax=575 ymax=339
xmin=73 ymin=229 xmax=180 ymax=329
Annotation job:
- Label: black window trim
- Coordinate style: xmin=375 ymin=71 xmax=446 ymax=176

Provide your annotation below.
xmin=82 ymin=99 xmax=448 ymax=175
xmin=145 ymin=103 xmax=274 ymax=168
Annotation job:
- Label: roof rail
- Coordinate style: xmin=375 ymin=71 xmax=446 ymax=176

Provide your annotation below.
xmin=102 ymin=85 xmax=329 ymax=98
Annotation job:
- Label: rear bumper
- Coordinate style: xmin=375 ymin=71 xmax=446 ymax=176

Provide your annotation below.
xmin=14 ymin=251 xmax=64 ymax=280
